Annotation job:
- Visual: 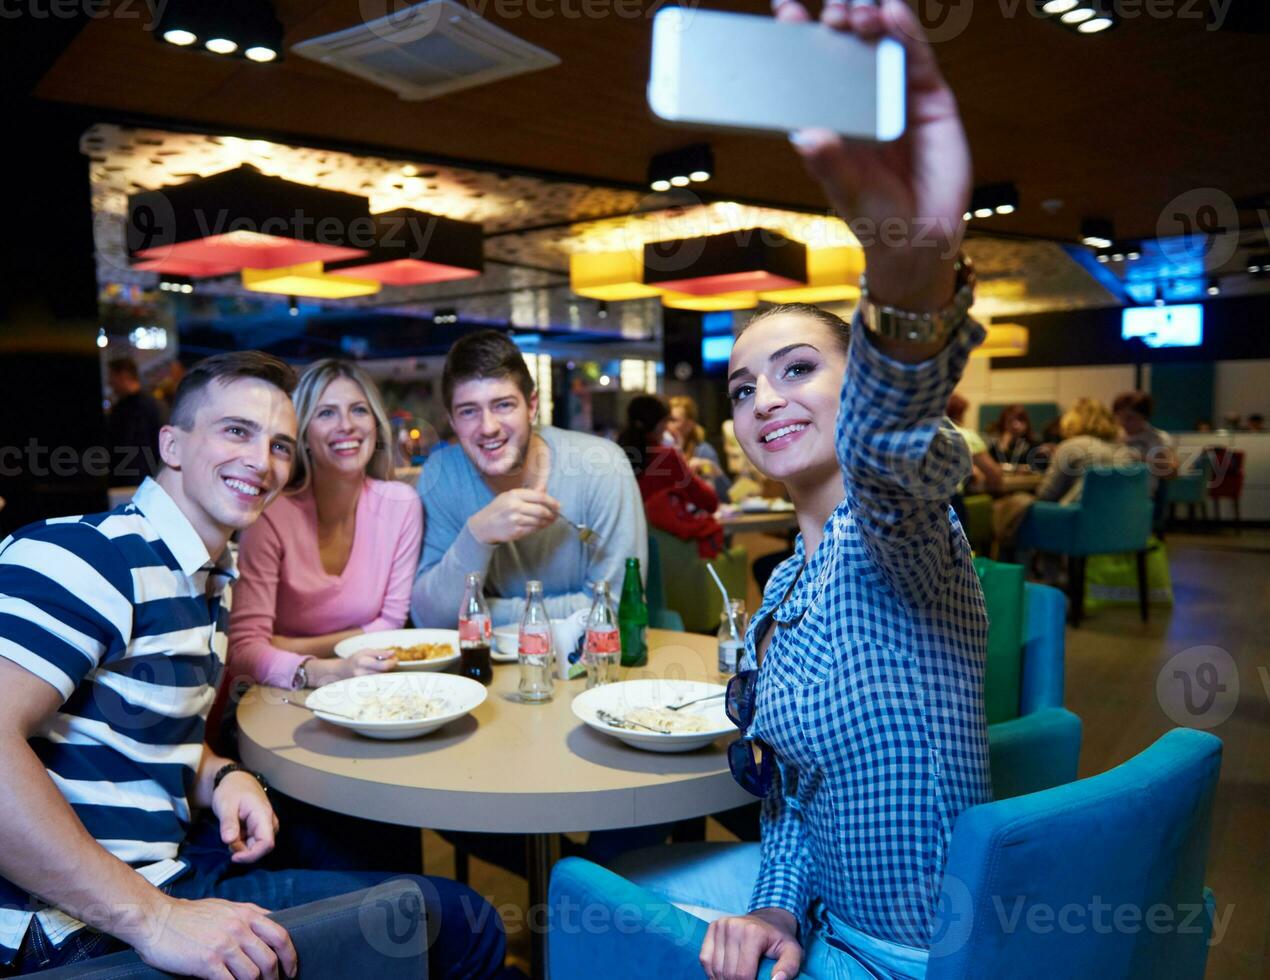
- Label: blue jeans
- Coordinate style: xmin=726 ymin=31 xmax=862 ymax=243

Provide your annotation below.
xmin=7 ymin=824 xmax=506 ymax=978
xmin=610 ymin=843 xmax=928 ymax=980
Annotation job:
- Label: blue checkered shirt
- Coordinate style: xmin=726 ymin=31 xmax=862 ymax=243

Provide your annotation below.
xmin=742 ymin=314 xmax=992 ymax=949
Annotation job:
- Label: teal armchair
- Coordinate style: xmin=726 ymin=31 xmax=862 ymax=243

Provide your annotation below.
xmin=987 ymin=580 xmax=1081 ymax=800
xmin=1016 ymin=464 xmax=1152 ymax=626
xmin=549 ymin=729 xmax=1221 ymax=980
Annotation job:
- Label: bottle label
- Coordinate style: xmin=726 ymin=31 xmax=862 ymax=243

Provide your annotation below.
xmin=519 ymin=628 xmax=551 ymax=657
xmin=718 ymin=639 xmax=743 ymax=674
xmin=585 ymin=627 xmax=620 ymax=654
xmin=459 ymin=616 xmax=491 ymax=643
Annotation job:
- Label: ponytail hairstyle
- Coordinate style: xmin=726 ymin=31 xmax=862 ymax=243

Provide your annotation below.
xmin=617 ymin=394 xmax=670 ymax=478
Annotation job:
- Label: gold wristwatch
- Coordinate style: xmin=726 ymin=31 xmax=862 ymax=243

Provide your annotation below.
xmin=858 ymin=255 xmax=976 ymax=344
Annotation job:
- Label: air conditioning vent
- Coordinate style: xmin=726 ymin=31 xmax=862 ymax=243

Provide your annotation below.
xmin=292 ymin=0 xmax=560 ymax=101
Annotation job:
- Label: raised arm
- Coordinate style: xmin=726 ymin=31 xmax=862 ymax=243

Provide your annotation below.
xmin=838 ymin=316 xmax=983 ymax=608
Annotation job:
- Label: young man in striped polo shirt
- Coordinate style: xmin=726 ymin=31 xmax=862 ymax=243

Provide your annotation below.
xmin=0 ymin=352 xmax=505 ymax=979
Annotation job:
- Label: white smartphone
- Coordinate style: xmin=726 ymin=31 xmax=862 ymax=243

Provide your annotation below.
xmin=648 ymin=6 xmax=906 ymax=142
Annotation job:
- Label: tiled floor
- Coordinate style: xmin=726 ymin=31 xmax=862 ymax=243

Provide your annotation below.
xmin=424 ymin=530 xmax=1270 ymax=978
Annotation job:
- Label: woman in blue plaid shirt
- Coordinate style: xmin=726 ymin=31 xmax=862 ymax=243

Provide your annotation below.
xmin=620 ymin=2 xmax=992 ymax=979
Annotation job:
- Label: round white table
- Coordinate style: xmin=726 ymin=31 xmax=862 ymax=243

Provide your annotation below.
xmin=237 ymin=629 xmax=754 ymax=976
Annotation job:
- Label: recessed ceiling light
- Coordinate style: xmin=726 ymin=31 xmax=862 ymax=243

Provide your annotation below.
xmin=670 ymin=175 xmax=691 ymax=187
xmin=1126 ymin=250 xmax=1141 ymax=261
xmin=205 ymin=37 xmax=238 ymax=54
xmin=1077 ymin=16 xmax=1114 ymax=32
xmin=1061 ymin=7 xmax=1096 ymax=24
xmin=1041 ymin=0 xmax=1079 ymax=12
xmin=245 ymin=46 xmax=277 ymax=62
xmin=963 ymin=211 xmax=973 ymax=222
xmin=1249 ymin=265 xmax=1263 ymax=274
xmin=689 ymin=170 xmax=711 ymax=182
xmin=1111 ymin=253 xmax=1125 ymax=262
xmin=1096 ymin=254 xmax=1110 ymax=263
xmin=163 ymin=28 xmax=197 ymax=45
xmin=995 ymin=204 xmax=1016 ymax=215
xmin=974 ymin=207 xmax=994 ymax=219
xmin=650 ymin=179 xmax=671 ymax=192
xmin=1207 ymin=284 xmax=1220 ymax=296
xmin=402 ymin=165 xmax=419 ymax=177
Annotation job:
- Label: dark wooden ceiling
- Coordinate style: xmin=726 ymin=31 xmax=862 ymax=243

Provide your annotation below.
xmin=34 ymin=0 xmax=1270 ymax=243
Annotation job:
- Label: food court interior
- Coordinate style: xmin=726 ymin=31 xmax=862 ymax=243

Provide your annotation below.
xmin=2 ymin=1 xmax=1269 ymax=978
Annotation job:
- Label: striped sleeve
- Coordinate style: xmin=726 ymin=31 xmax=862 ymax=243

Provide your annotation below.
xmin=836 ymin=314 xmax=985 ymax=609
xmin=0 ymin=524 xmax=134 ymax=700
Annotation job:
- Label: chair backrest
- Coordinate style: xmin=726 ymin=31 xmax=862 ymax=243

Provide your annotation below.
xmin=973 ymin=557 xmax=1026 ymax=724
xmin=645 ymin=532 xmax=668 ymax=615
xmin=649 ymin=527 xmax=747 ymax=633
xmin=1073 ymin=463 xmax=1152 ymax=555
xmin=929 ymin=728 xmax=1221 ymax=980
xmin=1204 ymin=447 xmax=1245 ymax=498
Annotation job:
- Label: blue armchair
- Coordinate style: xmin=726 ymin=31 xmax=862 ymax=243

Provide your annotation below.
xmin=549 ymin=728 xmax=1221 ymax=980
xmin=987 ymin=581 xmax=1081 ymax=800
xmin=30 ymin=880 xmax=429 ymax=979
xmin=1016 ymin=464 xmax=1152 ymax=626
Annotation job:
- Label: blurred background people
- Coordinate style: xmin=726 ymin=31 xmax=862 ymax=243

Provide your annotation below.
xmin=1036 ymin=398 xmax=1138 ymax=504
xmin=104 ymin=356 xmax=163 ymax=486
xmin=667 ymin=395 xmax=731 ymax=500
xmin=619 ymin=395 xmax=723 ymax=560
xmin=947 ymin=392 xmax=1004 ymax=495
xmin=987 ymin=403 xmax=1042 ymax=469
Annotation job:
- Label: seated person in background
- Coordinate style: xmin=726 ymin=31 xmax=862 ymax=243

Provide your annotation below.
xmin=0 ymin=351 xmax=504 ymax=978
xmin=619 ymin=395 xmax=724 ymax=560
xmin=1035 ymin=397 xmax=1139 ymax=504
xmin=721 ymin=420 xmax=765 ymax=502
xmin=220 ymin=358 xmax=423 ymax=873
xmin=105 ymin=356 xmax=164 ymax=486
xmin=668 ymin=394 xmax=732 ymax=499
xmin=1113 ymin=390 xmax=1178 ymax=488
xmin=947 ymin=392 xmax=1004 ymax=495
xmin=411 ymin=330 xmax=646 ymax=628
xmin=987 ymin=403 xmax=1042 ymax=468
xmin=1245 ymin=413 xmax=1263 ymax=433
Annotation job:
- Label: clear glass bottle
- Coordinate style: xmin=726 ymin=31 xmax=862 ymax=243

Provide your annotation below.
xmin=518 ymin=580 xmax=555 ymax=703
xmin=458 ymin=572 xmax=493 ymax=685
xmin=582 ymin=581 xmax=620 ymax=689
xmin=717 ymin=599 xmax=747 ymax=675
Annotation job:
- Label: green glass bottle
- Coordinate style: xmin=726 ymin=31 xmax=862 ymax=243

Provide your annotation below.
xmin=618 ymin=557 xmax=649 ymax=668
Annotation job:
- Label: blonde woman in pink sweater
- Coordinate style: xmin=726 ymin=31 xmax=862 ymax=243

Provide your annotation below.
xmin=229 ymin=359 xmax=422 ymax=692
xmin=217 ymin=359 xmax=424 ymax=873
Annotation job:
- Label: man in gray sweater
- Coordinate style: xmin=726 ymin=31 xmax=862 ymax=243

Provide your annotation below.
xmin=411 ymin=330 xmax=647 ymax=628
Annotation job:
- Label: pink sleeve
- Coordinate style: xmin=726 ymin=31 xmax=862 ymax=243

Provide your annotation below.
xmin=361 ymin=491 xmax=424 ymax=633
xmin=228 ymin=514 xmax=307 ymax=689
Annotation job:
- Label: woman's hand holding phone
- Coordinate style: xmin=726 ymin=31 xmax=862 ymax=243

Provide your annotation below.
xmin=783 ymin=0 xmax=971 ymax=318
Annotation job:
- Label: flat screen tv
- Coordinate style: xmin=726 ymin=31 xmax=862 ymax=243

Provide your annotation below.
xmin=1122 ymin=304 xmax=1204 ymax=349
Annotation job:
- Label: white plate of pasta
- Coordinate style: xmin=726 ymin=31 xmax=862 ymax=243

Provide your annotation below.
xmin=571 ymin=679 xmax=732 ymax=753
xmin=304 ymin=672 xmax=486 ymax=739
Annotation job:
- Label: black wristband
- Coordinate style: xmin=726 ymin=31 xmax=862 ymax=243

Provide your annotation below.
xmin=213 ymin=763 xmax=269 ymax=794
